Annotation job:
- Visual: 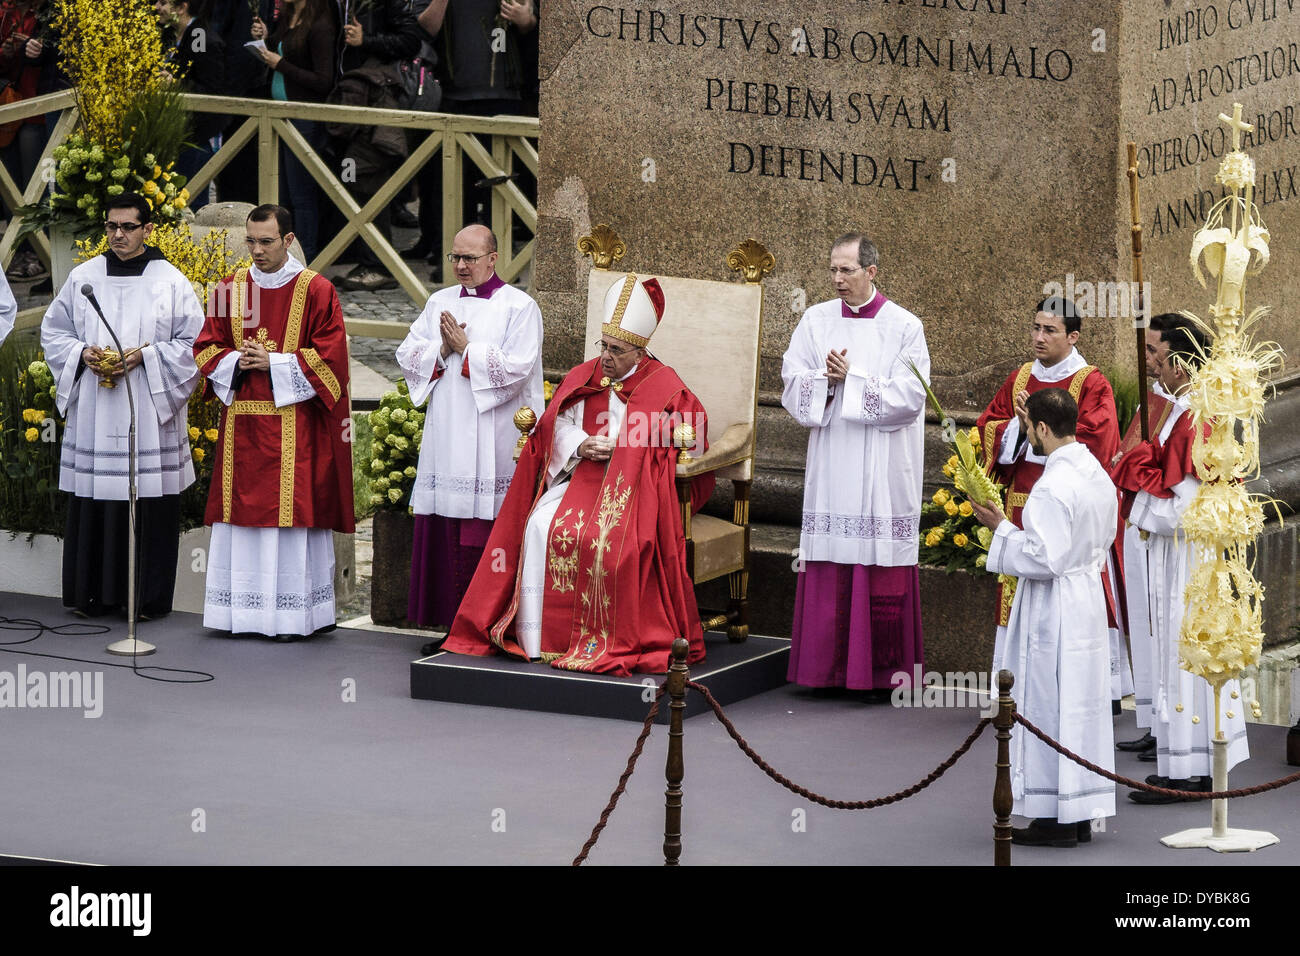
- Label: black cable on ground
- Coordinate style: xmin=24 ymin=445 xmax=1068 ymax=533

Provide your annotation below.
xmin=0 ymin=616 xmax=215 ymax=683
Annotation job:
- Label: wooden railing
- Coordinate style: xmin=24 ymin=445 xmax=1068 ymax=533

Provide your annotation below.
xmin=0 ymin=90 xmax=539 ymax=339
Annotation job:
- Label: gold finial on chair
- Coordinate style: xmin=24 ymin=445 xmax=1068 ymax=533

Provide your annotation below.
xmin=726 ymin=239 xmax=775 ymax=284
xmin=577 ymin=224 xmax=627 ymax=270
xmin=513 ymin=406 xmax=537 ymax=461
xmin=672 ymin=423 xmax=696 ymax=464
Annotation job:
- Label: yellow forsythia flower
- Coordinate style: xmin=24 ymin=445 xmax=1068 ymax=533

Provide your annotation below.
xmin=932 ymin=488 xmax=950 ymax=506
xmin=205 ymin=428 xmax=219 ymax=442
xmin=942 ymin=463 xmax=955 ymax=478
xmin=188 ymin=426 xmax=200 ymax=441
xmin=24 ymin=427 xmax=39 ymax=442
xmin=953 ymin=533 xmax=969 ymax=548
xmin=969 ymin=426 xmax=980 ymax=446
xmin=959 ymin=501 xmax=973 ymax=517
xmin=944 ymin=499 xmax=959 ymax=516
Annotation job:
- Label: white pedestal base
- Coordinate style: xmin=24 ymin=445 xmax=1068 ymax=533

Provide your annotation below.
xmin=1160 ymin=827 xmax=1279 ymax=852
xmin=106 ymin=638 xmax=156 ymax=657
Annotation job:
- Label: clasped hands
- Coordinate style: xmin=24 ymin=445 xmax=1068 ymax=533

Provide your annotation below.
xmin=826 ymin=348 xmax=849 ymax=385
xmin=577 ymin=435 xmax=613 ymax=462
xmin=82 ymin=345 xmax=142 ymax=380
xmin=438 ymin=311 xmax=468 ymax=360
xmin=238 ymin=341 xmax=271 ymax=371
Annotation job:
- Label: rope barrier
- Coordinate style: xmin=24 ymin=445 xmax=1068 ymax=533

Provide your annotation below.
xmin=571 ymin=684 xmax=667 ymax=866
xmin=687 ymin=680 xmax=992 ymax=809
xmin=1012 ymin=712 xmax=1300 ymax=799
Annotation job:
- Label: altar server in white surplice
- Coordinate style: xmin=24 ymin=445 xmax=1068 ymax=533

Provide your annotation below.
xmin=972 ymin=387 xmax=1118 ymax=848
xmin=0 ymin=268 xmax=16 ymax=345
xmin=781 ymin=232 xmax=929 ymax=694
xmin=1113 ymin=321 xmax=1248 ymax=803
xmin=396 ymin=224 xmax=543 ymax=632
xmin=41 ymin=192 xmax=202 ymax=618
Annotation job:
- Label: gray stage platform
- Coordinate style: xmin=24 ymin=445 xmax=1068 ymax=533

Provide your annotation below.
xmin=1 ymin=591 xmax=1297 ymax=867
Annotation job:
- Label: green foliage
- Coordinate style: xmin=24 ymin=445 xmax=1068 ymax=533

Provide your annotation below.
xmin=366 ymin=381 xmax=423 ymax=512
xmin=352 ymin=412 xmax=376 ymax=521
xmin=179 ymin=388 xmax=222 ymax=532
xmin=1104 ymin=364 xmax=1140 ymax=437
xmin=0 ymin=339 xmax=67 ymax=536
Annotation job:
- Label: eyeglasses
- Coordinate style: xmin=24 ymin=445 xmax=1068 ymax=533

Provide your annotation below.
xmin=829 ymin=267 xmax=863 ymax=278
xmin=447 ymin=253 xmax=488 ymax=264
xmin=594 ymin=339 xmax=639 ymax=357
xmin=105 ymin=222 xmax=144 ymax=235
xmin=244 ymin=237 xmax=284 ymax=248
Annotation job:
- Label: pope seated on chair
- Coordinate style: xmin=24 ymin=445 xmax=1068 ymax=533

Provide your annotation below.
xmin=442 ymin=275 xmax=714 ymax=676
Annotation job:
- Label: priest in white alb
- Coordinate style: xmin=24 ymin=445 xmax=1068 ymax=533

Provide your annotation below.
xmin=972 ymin=387 xmax=1118 ymax=847
xmin=194 ymin=205 xmax=354 ymax=640
xmin=781 ymin=232 xmax=930 ymax=693
xmin=396 ymin=223 xmax=543 ymax=634
xmin=41 ymin=192 xmax=203 ymax=618
xmin=1111 ymin=321 xmax=1249 ymax=802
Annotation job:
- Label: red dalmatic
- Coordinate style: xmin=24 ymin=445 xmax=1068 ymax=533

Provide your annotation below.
xmin=193 ymin=268 xmax=354 ymax=533
xmin=444 ymin=357 xmax=713 ymax=676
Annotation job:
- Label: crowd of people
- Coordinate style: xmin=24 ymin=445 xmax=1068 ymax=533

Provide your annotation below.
xmin=0 ymin=0 xmax=540 ymax=291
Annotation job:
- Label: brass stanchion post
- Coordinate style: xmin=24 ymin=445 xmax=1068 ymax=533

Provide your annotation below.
xmin=663 ymin=637 xmax=689 ymax=866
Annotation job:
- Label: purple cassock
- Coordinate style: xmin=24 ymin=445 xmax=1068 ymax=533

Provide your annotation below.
xmin=408 ymin=515 xmax=493 ymax=627
xmin=787 ymin=564 xmax=923 ymax=689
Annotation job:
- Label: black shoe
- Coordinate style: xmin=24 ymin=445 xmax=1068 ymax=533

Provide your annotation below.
xmin=1112 ymin=699 xmax=1122 ymax=716
xmin=1076 ymin=821 xmax=1093 ymax=843
xmin=420 ymin=636 xmax=446 ymax=655
xmin=392 ymin=207 xmax=419 ymax=229
xmin=274 ymin=634 xmax=299 ymax=643
xmin=1117 ymin=731 xmax=1156 ymax=752
xmin=401 ymin=240 xmax=433 ymax=261
xmin=1137 ymin=747 xmax=1159 ymax=762
xmin=1129 ymin=777 xmax=1211 ymax=804
xmin=1011 ymin=818 xmax=1080 ymax=847
xmin=1145 ymin=774 xmax=1171 ymax=787
xmin=30 ymin=276 xmax=52 ymax=294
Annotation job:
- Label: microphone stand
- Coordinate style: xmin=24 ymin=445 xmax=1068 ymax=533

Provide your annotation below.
xmin=82 ymin=284 xmax=155 ymax=657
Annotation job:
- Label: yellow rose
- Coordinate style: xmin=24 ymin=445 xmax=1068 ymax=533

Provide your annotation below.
xmin=932 ymin=489 xmax=950 ymax=506
xmin=189 ymin=426 xmax=200 ymax=441
xmin=193 ymin=447 xmax=205 ymax=462
xmin=944 ymin=499 xmax=959 ymax=516
xmin=205 ymin=428 xmax=219 ymax=442
xmin=24 ymin=427 xmax=39 ymax=442
xmin=924 ymin=532 xmax=940 ymax=548
xmin=959 ymin=501 xmax=973 ymax=517
xmin=931 ymin=527 xmax=945 ymax=542
xmin=953 ymin=533 xmax=969 ymax=548
xmin=143 ymin=181 xmax=157 ymax=195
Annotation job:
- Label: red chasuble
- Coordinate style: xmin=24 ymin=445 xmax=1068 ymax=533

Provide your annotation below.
xmin=976 ymin=361 xmax=1120 ymax=625
xmin=193 ymin=268 xmax=355 ymax=533
xmin=444 ymin=357 xmax=714 ymax=676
